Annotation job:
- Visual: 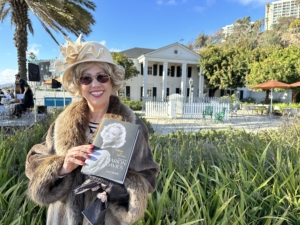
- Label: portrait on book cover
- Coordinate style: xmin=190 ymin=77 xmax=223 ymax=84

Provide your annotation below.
xmin=84 ymin=123 xmax=127 ymax=174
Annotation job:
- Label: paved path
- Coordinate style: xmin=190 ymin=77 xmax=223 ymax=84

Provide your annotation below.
xmin=142 ymin=112 xmax=296 ymax=134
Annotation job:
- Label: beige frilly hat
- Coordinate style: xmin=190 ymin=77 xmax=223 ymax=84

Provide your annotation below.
xmin=55 ymin=34 xmax=116 ymax=80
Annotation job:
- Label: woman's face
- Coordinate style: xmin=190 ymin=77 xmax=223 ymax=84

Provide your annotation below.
xmin=103 ymin=127 xmax=121 ymax=144
xmin=79 ymin=64 xmax=112 ymax=110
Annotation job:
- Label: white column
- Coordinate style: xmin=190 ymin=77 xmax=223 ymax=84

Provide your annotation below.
xmin=198 ymin=67 xmax=204 ymax=98
xmin=162 ymin=61 xmax=168 ymax=101
xmin=181 ymin=62 xmax=187 ymax=98
xmin=143 ymin=59 xmax=148 ymax=99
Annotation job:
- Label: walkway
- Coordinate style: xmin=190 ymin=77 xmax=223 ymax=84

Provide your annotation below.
xmin=142 ymin=112 xmax=296 ymax=134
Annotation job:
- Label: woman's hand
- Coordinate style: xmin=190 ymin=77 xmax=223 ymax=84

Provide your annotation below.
xmin=59 ymin=144 xmax=94 ymax=175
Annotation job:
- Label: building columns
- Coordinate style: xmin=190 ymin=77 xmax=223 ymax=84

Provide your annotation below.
xmin=162 ymin=61 xmax=168 ymax=101
xmin=143 ymin=59 xmax=148 ymax=99
xmin=198 ymin=67 xmax=204 ymax=98
xmin=181 ymin=62 xmax=187 ymax=97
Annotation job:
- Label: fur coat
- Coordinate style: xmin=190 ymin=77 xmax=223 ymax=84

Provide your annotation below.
xmin=25 ymin=96 xmax=160 ymax=225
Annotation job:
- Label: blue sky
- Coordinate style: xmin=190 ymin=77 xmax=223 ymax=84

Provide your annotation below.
xmin=0 ymin=0 xmax=269 ymax=85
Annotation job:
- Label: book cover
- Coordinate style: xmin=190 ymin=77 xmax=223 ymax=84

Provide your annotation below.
xmin=81 ymin=118 xmax=139 ymax=184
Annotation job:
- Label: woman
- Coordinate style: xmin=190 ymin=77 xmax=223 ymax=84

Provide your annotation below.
xmin=25 ymin=34 xmax=159 ymax=225
xmin=12 ymin=84 xmax=34 ymax=118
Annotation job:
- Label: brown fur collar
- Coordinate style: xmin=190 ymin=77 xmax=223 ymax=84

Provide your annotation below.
xmin=54 ymin=95 xmax=136 ymax=156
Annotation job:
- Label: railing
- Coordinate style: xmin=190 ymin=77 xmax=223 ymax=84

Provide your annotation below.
xmin=145 ymin=100 xmax=230 ymax=120
xmin=142 ymin=96 xmax=230 ymax=104
xmin=145 ymin=101 xmax=169 ymax=117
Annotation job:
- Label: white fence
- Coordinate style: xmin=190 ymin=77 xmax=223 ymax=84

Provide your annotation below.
xmin=145 ymin=100 xmax=230 ymax=120
xmin=145 ymin=101 xmax=169 ymax=117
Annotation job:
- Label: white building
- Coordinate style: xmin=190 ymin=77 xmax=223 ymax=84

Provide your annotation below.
xmin=222 ymin=24 xmax=234 ymax=38
xmin=265 ymin=0 xmax=300 ymax=31
xmin=119 ymin=43 xmax=203 ymax=101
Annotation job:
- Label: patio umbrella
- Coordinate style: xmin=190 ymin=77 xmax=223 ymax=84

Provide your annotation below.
xmin=43 ymin=77 xmax=61 ymax=85
xmin=289 ymin=81 xmax=300 ymax=87
xmin=250 ymin=80 xmax=290 ymax=114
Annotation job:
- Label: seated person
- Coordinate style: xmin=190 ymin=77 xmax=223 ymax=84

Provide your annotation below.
xmin=8 ymin=90 xmax=15 ymax=99
xmin=5 ymin=90 xmax=12 ymax=100
xmin=11 ymin=84 xmax=34 ymax=118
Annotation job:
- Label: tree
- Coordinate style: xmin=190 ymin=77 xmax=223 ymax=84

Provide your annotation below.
xmin=247 ymin=45 xmax=300 ymax=103
xmin=199 ymin=45 xmax=249 ymax=96
xmin=0 ymin=0 xmax=96 ymax=81
xmin=27 ymin=52 xmax=36 ymax=62
xmin=111 ymin=52 xmax=139 ymax=80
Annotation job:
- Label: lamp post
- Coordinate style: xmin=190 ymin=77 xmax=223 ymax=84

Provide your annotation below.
xmin=189 ymin=78 xmax=193 ymax=103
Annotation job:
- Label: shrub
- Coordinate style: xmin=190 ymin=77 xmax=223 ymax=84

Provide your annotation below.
xmin=121 ymin=97 xmax=142 ymax=110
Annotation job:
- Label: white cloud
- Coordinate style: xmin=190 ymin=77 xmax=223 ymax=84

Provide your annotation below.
xmin=233 ymin=0 xmax=269 ymax=5
xmin=157 ymin=0 xmax=164 ymax=5
xmin=100 ymin=40 xmax=106 ymax=46
xmin=193 ymin=6 xmax=205 ymax=13
xmin=0 ymin=69 xmax=18 ymax=86
xmin=27 ymin=43 xmax=41 ymax=56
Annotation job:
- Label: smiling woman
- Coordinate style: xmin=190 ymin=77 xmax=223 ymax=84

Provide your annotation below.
xmin=25 ymin=34 xmax=160 ymax=225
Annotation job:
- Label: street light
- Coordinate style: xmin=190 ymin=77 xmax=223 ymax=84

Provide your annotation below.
xmin=189 ymin=78 xmax=193 ymax=103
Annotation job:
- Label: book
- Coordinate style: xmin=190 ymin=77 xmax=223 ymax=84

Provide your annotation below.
xmin=81 ymin=118 xmax=139 ymax=184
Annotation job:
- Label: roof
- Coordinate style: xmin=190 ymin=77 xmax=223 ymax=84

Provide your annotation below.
xmin=120 ymin=47 xmax=155 ymax=58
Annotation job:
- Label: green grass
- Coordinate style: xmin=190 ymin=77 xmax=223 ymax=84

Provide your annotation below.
xmin=1 ymin=112 xmax=300 ymax=224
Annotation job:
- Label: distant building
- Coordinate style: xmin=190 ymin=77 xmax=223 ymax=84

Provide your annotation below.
xmin=222 ymin=24 xmax=234 ymax=38
xmin=265 ymin=0 xmax=300 ymax=30
xmin=222 ymin=22 xmax=255 ymax=41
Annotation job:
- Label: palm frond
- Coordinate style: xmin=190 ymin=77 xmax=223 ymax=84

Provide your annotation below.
xmin=38 ymin=19 xmax=60 ymax=45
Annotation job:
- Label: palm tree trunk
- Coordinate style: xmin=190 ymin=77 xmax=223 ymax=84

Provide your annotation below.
xmin=10 ymin=0 xmax=29 ymax=82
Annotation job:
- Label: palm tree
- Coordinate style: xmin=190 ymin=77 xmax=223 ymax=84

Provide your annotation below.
xmin=0 ymin=0 xmax=96 ymax=81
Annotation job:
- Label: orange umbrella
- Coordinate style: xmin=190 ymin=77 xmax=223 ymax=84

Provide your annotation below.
xmin=289 ymin=81 xmax=300 ymax=87
xmin=250 ymin=80 xmax=290 ymax=89
xmin=250 ymin=80 xmax=290 ymax=114
xmin=43 ymin=77 xmax=61 ymax=85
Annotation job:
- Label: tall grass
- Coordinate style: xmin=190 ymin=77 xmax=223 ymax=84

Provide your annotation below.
xmin=0 ymin=111 xmax=61 ymax=225
xmin=2 ymin=113 xmax=300 ymax=224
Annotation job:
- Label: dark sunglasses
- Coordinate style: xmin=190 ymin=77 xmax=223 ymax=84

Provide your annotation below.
xmin=78 ymin=74 xmax=110 ymax=85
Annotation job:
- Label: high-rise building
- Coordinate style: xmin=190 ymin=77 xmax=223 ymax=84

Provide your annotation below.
xmin=222 ymin=24 xmax=234 ymax=38
xmin=265 ymin=0 xmax=300 ymax=31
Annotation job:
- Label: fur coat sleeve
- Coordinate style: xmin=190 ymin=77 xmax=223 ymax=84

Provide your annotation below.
xmin=25 ymin=96 xmax=160 ymax=225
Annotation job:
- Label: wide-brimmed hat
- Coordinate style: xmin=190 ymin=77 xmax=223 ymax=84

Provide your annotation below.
xmin=55 ymin=34 xmax=116 ymax=81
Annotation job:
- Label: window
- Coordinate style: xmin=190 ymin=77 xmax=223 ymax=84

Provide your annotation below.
xmin=188 ymin=67 xmax=192 ymax=78
xmin=175 ymin=88 xmax=180 ymax=94
xmin=126 ymin=86 xmax=130 ymax=97
xmin=153 ymin=64 xmax=157 ymax=76
xmin=176 ymin=66 xmax=181 ymax=77
xmin=171 ymin=66 xmax=175 ymax=77
xmin=159 ymin=65 xmax=163 ymax=76
xmin=118 ymin=88 xmax=125 ymax=97
xmin=141 ymin=63 xmax=143 ymax=75
xmin=153 ymin=87 xmax=157 ymax=97
xmin=147 ymin=88 xmax=152 ymax=97
xmin=148 ymin=66 xmax=152 ymax=75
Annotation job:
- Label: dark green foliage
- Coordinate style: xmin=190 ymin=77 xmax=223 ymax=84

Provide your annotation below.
xmin=120 ymin=97 xmax=142 ymax=110
xmin=135 ymin=114 xmax=154 ymax=134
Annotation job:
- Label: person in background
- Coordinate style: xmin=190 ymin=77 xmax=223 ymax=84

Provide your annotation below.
xmin=25 ymin=34 xmax=159 ymax=224
xmin=11 ymin=84 xmax=34 ymax=118
xmin=8 ymin=90 xmax=15 ymax=99
xmin=0 ymin=88 xmax=4 ymax=105
xmin=15 ymin=74 xmax=26 ymax=94
xmin=5 ymin=90 xmax=12 ymax=100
